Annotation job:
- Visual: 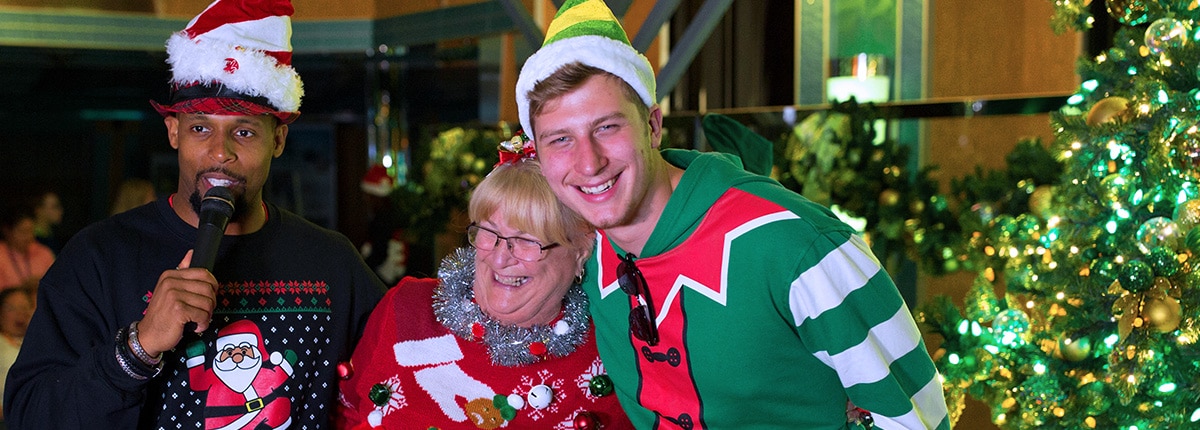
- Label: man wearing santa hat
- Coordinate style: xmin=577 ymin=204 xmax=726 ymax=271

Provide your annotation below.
xmin=3 ymin=0 xmax=385 ymax=428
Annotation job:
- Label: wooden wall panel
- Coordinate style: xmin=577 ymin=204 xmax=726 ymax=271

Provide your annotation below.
xmin=0 ymin=0 xmax=390 ymax=20
xmin=152 ymin=0 xmax=377 ymax=20
xmin=0 ymin=0 xmax=154 ymax=13
xmin=374 ymin=0 xmax=488 ymax=20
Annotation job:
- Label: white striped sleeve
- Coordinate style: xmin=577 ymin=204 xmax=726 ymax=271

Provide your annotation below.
xmin=809 ymin=305 xmax=923 ymax=384
xmin=788 ymin=235 xmax=881 ymax=324
xmin=870 ymin=378 xmax=949 ymax=430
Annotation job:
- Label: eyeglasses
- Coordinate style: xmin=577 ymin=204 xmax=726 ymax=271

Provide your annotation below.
xmin=467 ymin=223 xmax=560 ymax=262
xmin=618 ymin=253 xmax=659 ymax=346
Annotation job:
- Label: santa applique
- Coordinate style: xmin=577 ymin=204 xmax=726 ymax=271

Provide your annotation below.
xmin=186 ymin=319 xmax=298 ymax=429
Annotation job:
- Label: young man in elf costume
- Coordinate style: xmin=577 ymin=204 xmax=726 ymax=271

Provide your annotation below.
xmin=4 ymin=0 xmax=384 ymax=428
xmin=516 ymin=0 xmax=951 ymax=428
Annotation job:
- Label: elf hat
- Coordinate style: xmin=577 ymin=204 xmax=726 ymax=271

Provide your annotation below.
xmin=150 ymin=0 xmax=304 ymax=124
xmin=515 ymin=0 xmax=655 ymax=137
xmin=360 ymin=163 xmax=394 ymax=197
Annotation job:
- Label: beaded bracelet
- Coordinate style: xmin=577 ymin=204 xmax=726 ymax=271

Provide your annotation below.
xmin=128 ymin=321 xmax=163 ymax=366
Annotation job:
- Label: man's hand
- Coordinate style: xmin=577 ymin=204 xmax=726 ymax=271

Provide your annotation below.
xmin=136 ymin=250 xmax=218 ymax=357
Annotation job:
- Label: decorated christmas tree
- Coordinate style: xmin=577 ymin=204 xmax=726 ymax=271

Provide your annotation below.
xmin=919 ymin=1 xmax=1200 ymax=427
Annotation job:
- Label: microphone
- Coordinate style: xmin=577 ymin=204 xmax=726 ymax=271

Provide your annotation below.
xmin=192 ymin=186 xmax=235 ymax=271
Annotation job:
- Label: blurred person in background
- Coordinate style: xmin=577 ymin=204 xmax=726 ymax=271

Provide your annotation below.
xmin=110 ymin=178 xmax=158 ymax=216
xmin=0 ymin=206 xmax=54 ymax=291
xmin=28 ymin=189 xmax=64 ymax=255
xmin=0 ymin=287 xmax=34 ymax=424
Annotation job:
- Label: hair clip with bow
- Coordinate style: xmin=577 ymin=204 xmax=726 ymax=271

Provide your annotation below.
xmin=495 ymin=131 xmax=536 ymax=167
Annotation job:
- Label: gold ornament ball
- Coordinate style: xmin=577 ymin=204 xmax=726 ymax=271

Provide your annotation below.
xmin=1058 ymin=335 xmax=1092 ymax=362
xmin=1106 ymin=0 xmax=1149 ymax=26
xmin=909 ymin=199 xmax=926 ymax=215
xmin=1086 ymin=96 xmax=1130 ymax=126
xmin=879 ymin=189 xmax=901 ymax=207
xmin=1174 ymin=199 xmax=1200 ymax=233
xmin=1029 ymin=185 xmax=1054 ymax=217
xmin=1144 ymin=296 xmax=1182 ymax=333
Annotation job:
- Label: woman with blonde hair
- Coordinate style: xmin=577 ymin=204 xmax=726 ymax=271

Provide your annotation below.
xmin=337 ymin=137 xmax=632 ymax=430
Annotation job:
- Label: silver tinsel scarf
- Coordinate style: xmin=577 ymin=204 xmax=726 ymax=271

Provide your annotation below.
xmin=432 ymin=247 xmax=590 ymax=367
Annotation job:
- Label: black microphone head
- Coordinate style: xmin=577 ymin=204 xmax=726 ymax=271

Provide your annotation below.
xmin=200 ymin=186 xmax=235 ymax=218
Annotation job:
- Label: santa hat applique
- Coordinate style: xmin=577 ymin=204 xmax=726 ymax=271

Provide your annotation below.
xmin=150 ymin=0 xmax=304 ymax=124
xmin=360 ymin=163 xmax=395 ymax=197
xmin=217 ymin=319 xmax=267 ymax=354
xmin=515 ymin=0 xmax=656 ymax=137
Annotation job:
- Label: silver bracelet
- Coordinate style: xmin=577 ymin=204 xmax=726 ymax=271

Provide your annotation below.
xmin=128 ymin=321 xmax=162 ymax=366
xmin=115 ymin=325 xmax=163 ymax=380
xmin=114 ymin=338 xmax=148 ymax=379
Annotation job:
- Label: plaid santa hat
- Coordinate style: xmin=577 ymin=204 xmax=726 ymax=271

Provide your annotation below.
xmin=515 ymin=0 xmax=656 ymax=137
xmin=151 ymin=0 xmax=304 ymax=124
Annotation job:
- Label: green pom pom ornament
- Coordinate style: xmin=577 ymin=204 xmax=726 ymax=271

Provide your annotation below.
xmin=1146 ymin=247 xmax=1179 ymax=277
xmin=1119 ymin=260 xmax=1154 ymax=293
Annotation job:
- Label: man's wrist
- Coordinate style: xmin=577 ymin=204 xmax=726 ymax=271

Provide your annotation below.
xmin=115 ymin=324 xmax=163 ymax=380
xmin=127 ymin=320 xmax=164 ymax=366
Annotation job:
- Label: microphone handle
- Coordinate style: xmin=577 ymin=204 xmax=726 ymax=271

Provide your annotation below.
xmin=183 ymin=220 xmax=226 ymax=336
xmin=192 ymin=222 xmax=225 ymax=272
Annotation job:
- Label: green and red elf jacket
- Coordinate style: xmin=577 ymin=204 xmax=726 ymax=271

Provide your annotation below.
xmin=582 ymin=148 xmax=951 ymax=429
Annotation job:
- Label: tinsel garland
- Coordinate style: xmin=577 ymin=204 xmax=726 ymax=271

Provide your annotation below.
xmin=432 ymin=247 xmax=590 ymax=367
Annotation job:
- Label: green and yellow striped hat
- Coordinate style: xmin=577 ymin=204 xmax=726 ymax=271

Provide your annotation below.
xmin=516 ymin=0 xmax=656 ymax=137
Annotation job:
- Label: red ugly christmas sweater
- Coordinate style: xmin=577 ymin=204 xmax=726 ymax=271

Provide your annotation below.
xmin=337 ymin=277 xmax=633 ymax=430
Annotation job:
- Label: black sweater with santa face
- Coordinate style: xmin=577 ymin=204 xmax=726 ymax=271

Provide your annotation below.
xmin=4 ymin=197 xmax=385 ymax=429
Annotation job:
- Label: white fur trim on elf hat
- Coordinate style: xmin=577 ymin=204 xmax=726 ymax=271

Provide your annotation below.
xmin=165 ymin=22 xmax=303 ymax=113
xmin=515 ymin=34 xmax=655 ymax=139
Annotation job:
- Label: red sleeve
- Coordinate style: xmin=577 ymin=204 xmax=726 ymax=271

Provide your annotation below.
xmin=335 ymin=277 xmax=433 ymax=427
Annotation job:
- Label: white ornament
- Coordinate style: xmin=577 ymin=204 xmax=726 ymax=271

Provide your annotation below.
xmin=553 ymin=320 xmax=570 ymax=335
xmin=527 ymin=384 xmax=554 ymax=409
xmin=507 ymin=393 xmax=525 ymax=410
xmin=368 ymin=409 xmax=383 ymax=427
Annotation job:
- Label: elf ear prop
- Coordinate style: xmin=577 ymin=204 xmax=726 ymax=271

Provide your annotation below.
xmin=702 ymin=113 xmax=774 ymax=177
